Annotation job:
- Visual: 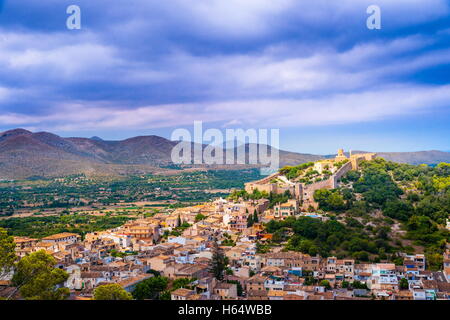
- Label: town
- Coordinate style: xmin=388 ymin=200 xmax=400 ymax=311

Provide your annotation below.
xmin=1 ymin=150 xmax=449 ymax=301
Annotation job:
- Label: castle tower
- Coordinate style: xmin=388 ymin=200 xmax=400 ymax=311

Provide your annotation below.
xmin=335 ymin=149 xmax=347 ymax=162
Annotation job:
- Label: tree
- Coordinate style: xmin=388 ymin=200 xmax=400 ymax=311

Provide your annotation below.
xmin=195 ymin=213 xmax=207 ymax=222
xmin=319 ymin=280 xmax=331 ymax=290
xmin=146 ymin=269 xmax=161 ymax=277
xmin=399 ymin=278 xmax=409 ymax=290
xmin=0 ymin=227 xmax=16 ymax=279
xmin=383 ymin=200 xmax=414 ymax=221
xmin=160 ymin=290 xmax=171 ymax=300
xmin=247 ymin=214 xmax=254 ymax=228
xmin=209 ymin=238 xmax=226 ymax=281
xmin=177 ymin=214 xmax=182 ymax=227
xmin=132 ymin=276 xmax=169 ymax=300
xmin=94 ymin=284 xmax=132 ymax=300
xmin=351 ymin=281 xmax=368 ymax=290
xmin=172 ymin=278 xmax=195 ymax=290
xmin=253 ymin=209 xmax=259 ymax=223
xmin=12 ymin=250 xmax=70 ymax=300
xmin=313 ymin=189 xmax=346 ymax=211
xmin=345 ymin=170 xmax=361 ymax=182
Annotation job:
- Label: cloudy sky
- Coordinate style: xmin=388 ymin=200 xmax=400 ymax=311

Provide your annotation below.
xmin=0 ymin=0 xmax=449 ymax=154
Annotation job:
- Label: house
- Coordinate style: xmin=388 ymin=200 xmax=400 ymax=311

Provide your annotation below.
xmin=214 ymin=282 xmax=238 ymax=300
xmin=247 ymin=289 xmax=269 ymax=300
xmin=147 ymin=255 xmax=173 ymax=272
xmin=368 ymin=263 xmax=398 ymax=295
xmin=443 ymin=249 xmax=450 ymax=282
xmin=226 ymin=247 xmax=245 ymax=264
xmin=267 ymin=290 xmax=286 ymax=300
xmin=404 ymin=254 xmax=426 ymax=272
xmin=393 ymin=290 xmax=413 ymax=300
xmin=80 ymin=271 xmax=107 ymax=290
xmin=99 ymin=233 xmax=131 ymax=249
xmin=245 ymin=275 xmax=267 ymax=292
xmin=165 ymin=216 xmax=180 ymax=228
xmin=412 ymin=289 xmax=426 ymax=300
xmin=195 ymin=277 xmax=216 ymax=299
xmin=264 ymin=275 xmax=285 ymax=291
xmin=174 ymin=264 xmax=210 ymax=279
xmin=42 ymin=232 xmax=80 ymax=244
xmin=13 ymin=236 xmax=39 ymax=257
xmin=118 ymin=274 xmax=153 ymax=293
xmin=162 ymin=263 xmax=209 ymax=279
xmin=171 ymin=288 xmax=196 ymax=300
xmin=283 ymin=293 xmax=304 ymax=300
xmin=273 ymin=200 xmax=299 ymax=218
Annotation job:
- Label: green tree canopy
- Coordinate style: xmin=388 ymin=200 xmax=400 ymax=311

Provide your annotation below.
xmin=0 ymin=227 xmax=16 ymax=278
xmin=132 ymin=276 xmax=169 ymax=300
xmin=172 ymin=278 xmax=196 ymax=290
xmin=195 ymin=213 xmax=207 ymax=222
xmin=319 ymin=280 xmax=331 ymax=290
xmin=399 ymin=278 xmax=409 ymax=290
xmin=12 ymin=250 xmax=69 ymax=300
xmin=209 ymin=238 xmax=226 ymax=281
xmin=94 ymin=283 xmax=132 ymax=300
xmin=313 ymin=189 xmax=346 ymax=212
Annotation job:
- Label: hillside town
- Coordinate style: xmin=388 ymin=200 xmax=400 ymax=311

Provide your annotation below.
xmin=1 ymin=150 xmax=450 ymax=300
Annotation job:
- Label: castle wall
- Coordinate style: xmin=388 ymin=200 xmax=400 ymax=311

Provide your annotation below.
xmin=333 ymin=161 xmax=352 ymax=186
xmin=245 ymin=182 xmax=276 ymax=195
xmin=245 ymin=150 xmax=376 ymax=211
xmin=301 ymin=177 xmax=335 ymax=209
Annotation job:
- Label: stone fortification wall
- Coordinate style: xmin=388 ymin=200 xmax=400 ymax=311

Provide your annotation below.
xmin=333 ymin=161 xmax=353 ymax=186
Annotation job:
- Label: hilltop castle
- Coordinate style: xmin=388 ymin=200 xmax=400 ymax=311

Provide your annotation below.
xmin=245 ymin=149 xmax=377 ymax=210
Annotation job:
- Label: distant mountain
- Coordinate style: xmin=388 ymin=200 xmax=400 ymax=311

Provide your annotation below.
xmin=0 ymin=129 xmax=448 ymax=179
xmin=90 ymin=136 xmax=104 ymax=142
xmin=0 ymin=129 xmax=322 ymax=179
xmin=336 ymin=150 xmax=450 ymax=165
xmin=375 ymin=150 xmax=450 ymax=165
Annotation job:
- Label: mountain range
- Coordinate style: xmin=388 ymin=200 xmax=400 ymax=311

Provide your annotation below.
xmin=0 ymin=129 xmax=449 ymax=179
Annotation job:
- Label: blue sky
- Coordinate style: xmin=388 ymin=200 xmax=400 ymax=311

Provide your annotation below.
xmin=0 ymin=0 xmax=449 ymax=154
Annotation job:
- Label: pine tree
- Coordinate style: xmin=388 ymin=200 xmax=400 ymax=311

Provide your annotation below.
xmin=247 ymin=214 xmax=254 ymax=227
xmin=253 ymin=209 xmax=259 ymax=223
xmin=209 ymin=237 xmax=226 ymax=281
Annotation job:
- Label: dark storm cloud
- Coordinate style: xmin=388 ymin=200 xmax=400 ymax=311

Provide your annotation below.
xmin=0 ymin=0 xmax=449 ymax=137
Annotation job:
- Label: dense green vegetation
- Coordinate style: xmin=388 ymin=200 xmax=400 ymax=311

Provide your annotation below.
xmin=279 ymin=162 xmax=314 ymax=180
xmin=132 ymin=276 xmax=169 ymax=300
xmin=313 ymin=189 xmax=346 ymax=212
xmin=94 ymin=284 xmax=132 ymax=300
xmin=0 ymin=169 xmax=263 ymax=214
xmin=311 ymin=159 xmax=450 ymax=270
xmin=0 ymin=215 xmax=133 ymax=238
xmin=0 ymin=227 xmax=16 ymax=279
xmin=12 ymin=250 xmax=70 ymax=300
xmin=228 ymin=188 xmax=291 ymax=208
xmin=266 ymin=216 xmax=394 ymax=262
xmin=131 ymin=276 xmax=197 ymax=300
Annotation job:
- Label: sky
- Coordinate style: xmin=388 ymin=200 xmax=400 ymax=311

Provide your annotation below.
xmin=0 ymin=0 xmax=449 ymax=154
